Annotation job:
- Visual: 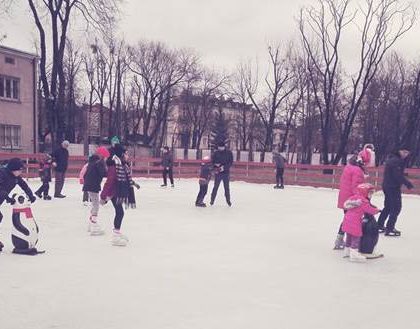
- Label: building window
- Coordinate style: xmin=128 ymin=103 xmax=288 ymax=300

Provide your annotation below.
xmin=5 ymin=57 xmax=16 ymax=65
xmin=0 ymin=75 xmax=20 ymax=101
xmin=0 ymin=125 xmax=22 ymax=148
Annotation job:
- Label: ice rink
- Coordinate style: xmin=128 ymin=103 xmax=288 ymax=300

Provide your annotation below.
xmin=0 ymin=178 xmax=419 ymax=329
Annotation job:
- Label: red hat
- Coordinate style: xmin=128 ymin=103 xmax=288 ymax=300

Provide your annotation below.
xmin=96 ymin=146 xmax=110 ymax=158
xmin=356 ymin=183 xmax=375 ymax=198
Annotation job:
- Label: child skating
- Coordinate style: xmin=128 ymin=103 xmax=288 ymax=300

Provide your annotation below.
xmin=82 ymin=146 xmax=110 ymax=236
xmin=35 ymin=153 xmax=53 ymax=200
xmin=342 ymin=183 xmax=380 ymax=262
xmin=195 ymin=156 xmax=212 ymax=207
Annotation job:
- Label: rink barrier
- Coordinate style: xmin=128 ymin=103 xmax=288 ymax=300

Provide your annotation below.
xmin=1 ymin=153 xmax=420 ymax=195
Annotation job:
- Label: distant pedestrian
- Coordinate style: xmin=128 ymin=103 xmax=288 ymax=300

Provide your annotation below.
xmin=377 ymin=148 xmax=414 ymax=236
xmin=161 ymin=146 xmax=174 ymax=187
xmin=195 ymin=156 xmax=212 ymax=207
xmin=272 ymin=146 xmax=286 ymax=189
xmin=51 ymin=140 xmax=70 ymax=198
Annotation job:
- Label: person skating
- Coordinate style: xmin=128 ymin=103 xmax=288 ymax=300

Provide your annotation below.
xmin=195 ymin=156 xmax=212 ymax=207
xmin=101 ymin=145 xmax=139 ymax=246
xmin=83 ymin=146 xmax=110 ymax=236
xmin=377 ymin=148 xmax=414 ymax=237
xmin=0 ymin=158 xmax=36 ymax=252
xmin=35 ymin=153 xmax=53 ymax=200
xmin=210 ymin=141 xmax=234 ymax=206
xmin=333 ymin=146 xmax=373 ymax=249
xmin=272 ymin=146 xmax=286 ymax=189
xmin=161 ymin=146 xmax=174 ymax=187
xmin=51 ymin=140 xmax=70 ymax=198
xmin=342 ymin=183 xmax=380 ymax=262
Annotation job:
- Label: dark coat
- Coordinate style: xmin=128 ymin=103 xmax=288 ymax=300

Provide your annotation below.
xmin=51 ymin=147 xmax=69 ymax=172
xmin=83 ymin=155 xmax=108 ymax=193
xmin=161 ymin=152 xmax=173 ymax=168
xmin=199 ymin=163 xmax=212 ymax=184
xmin=212 ymin=149 xmax=234 ymax=173
xmin=272 ymin=151 xmax=286 ymax=169
xmin=0 ymin=168 xmax=34 ymax=205
xmin=39 ymin=159 xmax=52 ymax=183
xmin=382 ymin=153 xmax=413 ymax=190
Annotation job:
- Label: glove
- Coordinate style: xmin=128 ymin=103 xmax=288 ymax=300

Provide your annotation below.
xmin=29 ymin=195 xmax=36 ymax=203
xmin=133 ymin=182 xmax=140 ymax=189
xmin=6 ymin=196 xmax=16 ymax=205
xmin=406 ymin=181 xmax=414 ymax=190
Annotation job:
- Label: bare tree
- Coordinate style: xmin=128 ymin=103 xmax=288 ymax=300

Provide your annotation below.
xmin=26 ymin=0 xmax=120 ymax=147
xmin=244 ymin=44 xmax=298 ymax=161
xmin=332 ymin=0 xmax=416 ymax=164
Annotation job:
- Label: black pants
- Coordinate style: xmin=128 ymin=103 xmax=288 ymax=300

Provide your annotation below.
xmin=196 ymin=184 xmax=209 ymax=204
xmin=111 ymin=198 xmax=124 ymax=230
xmin=377 ymin=188 xmax=402 ymax=231
xmin=83 ymin=191 xmax=89 ymax=202
xmin=163 ymin=168 xmax=174 ymax=185
xmin=338 ymin=210 xmax=347 ymax=235
xmin=276 ymin=168 xmax=284 ymax=186
xmin=36 ymin=182 xmax=50 ymax=197
xmin=55 ymin=171 xmax=66 ymax=196
xmin=211 ymin=172 xmax=231 ymax=203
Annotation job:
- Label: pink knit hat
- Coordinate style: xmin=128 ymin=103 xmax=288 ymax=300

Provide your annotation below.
xmin=96 ymin=146 xmax=110 ymax=159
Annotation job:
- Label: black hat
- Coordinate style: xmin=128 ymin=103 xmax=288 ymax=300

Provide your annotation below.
xmin=217 ymin=141 xmax=225 ymax=147
xmin=113 ymin=144 xmax=126 ymax=158
xmin=7 ymin=158 xmax=24 ymax=171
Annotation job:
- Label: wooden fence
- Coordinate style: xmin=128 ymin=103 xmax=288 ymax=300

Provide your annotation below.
xmin=1 ymin=153 xmax=420 ymax=195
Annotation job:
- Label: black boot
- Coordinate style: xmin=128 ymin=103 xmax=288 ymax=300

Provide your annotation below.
xmin=0 ymin=241 xmax=4 ymax=252
xmin=35 ymin=190 xmax=43 ymax=199
xmin=44 ymin=195 xmax=52 ymax=200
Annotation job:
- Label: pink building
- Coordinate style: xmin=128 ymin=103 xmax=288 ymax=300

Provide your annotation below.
xmin=0 ymin=45 xmax=38 ymax=153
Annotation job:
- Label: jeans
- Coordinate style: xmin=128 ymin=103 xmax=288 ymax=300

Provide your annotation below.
xmin=36 ymin=182 xmax=50 ymax=197
xmin=163 ymin=167 xmax=174 ymax=185
xmin=377 ymin=188 xmax=402 ymax=231
xmin=196 ymin=183 xmax=209 ymax=204
xmin=54 ymin=171 xmax=66 ymax=196
xmin=276 ymin=167 xmax=284 ymax=186
xmin=88 ymin=192 xmax=100 ymax=216
xmin=211 ymin=172 xmax=231 ymax=203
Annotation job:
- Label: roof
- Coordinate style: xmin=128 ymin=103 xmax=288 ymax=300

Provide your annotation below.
xmin=0 ymin=45 xmax=39 ymax=60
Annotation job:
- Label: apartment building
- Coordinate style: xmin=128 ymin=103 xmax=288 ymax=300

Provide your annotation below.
xmin=0 ymin=45 xmax=38 ymax=153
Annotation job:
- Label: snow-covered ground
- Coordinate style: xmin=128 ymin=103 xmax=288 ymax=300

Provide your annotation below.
xmin=0 ymin=178 xmax=419 ymax=329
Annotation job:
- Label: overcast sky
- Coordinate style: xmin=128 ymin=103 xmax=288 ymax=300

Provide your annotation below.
xmin=1 ymin=0 xmax=420 ymax=73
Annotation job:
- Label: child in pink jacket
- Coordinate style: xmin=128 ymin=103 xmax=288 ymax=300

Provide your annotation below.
xmin=342 ymin=183 xmax=380 ymax=262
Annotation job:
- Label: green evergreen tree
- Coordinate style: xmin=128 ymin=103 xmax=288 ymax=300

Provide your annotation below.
xmin=210 ymin=111 xmax=229 ymax=150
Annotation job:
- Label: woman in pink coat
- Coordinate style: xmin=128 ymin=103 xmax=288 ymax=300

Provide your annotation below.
xmin=334 ymin=144 xmax=375 ymax=249
xmin=342 ymin=183 xmax=380 ymax=262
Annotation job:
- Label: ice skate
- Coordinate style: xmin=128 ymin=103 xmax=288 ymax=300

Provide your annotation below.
xmin=343 ymin=247 xmax=350 ymax=258
xmin=333 ymin=234 xmax=345 ymax=250
xmin=43 ymin=195 xmax=52 ymax=200
xmin=35 ymin=190 xmax=42 ymax=199
xmin=273 ymin=185 xmax=281 ymax=189
xmin=0 ymin=241 xmax=3 ymax=252
xmin=385 ymin=228 xmax=401 ymax=237
xmin=160 ymin=184 xmax=167 ymax=187
xmin=89 ymin=222 xmax=105 ymax=236
xmin=83 ymin=201 xmax=90 ymax=206
xmin=349 ymin=248 xmax=367 ymax=262
xmin=195 ymin=202 xmax=206 ymax=207
xmin=112 ymin=230 xmax=128 ymax=246
xmin=171 ymin=184 xmax=175 ymax=188
xmin=378 ymin=226 xmax=385 ymax=233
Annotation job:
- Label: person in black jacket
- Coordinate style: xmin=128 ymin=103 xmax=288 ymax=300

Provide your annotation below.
xmin=51 ymin=140 xmax=70 ymax=198
xmin=161 ymin=146 xmax=174 ymax=187
xmin=195 ymin=156 xmax=213 ymax=207
xmin=210 ymin=141 xmax=234 ymax=206
xmin=377 ymin=149 xmax=414 ymax=236
xmin=0 ymin=158 xmax=36 ymax=252
xmin=83 ymin=146 xmax=110 ymax=235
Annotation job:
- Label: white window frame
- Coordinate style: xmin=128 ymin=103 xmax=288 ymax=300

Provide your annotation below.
xmin=0 ymin=124 xmax=22 ymax=149
xmin=0 ymin=75 xmax=20 ymax=101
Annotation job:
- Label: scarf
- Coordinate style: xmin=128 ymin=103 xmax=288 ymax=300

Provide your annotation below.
xmin=113 ymin=155 xmax=136 ymax=208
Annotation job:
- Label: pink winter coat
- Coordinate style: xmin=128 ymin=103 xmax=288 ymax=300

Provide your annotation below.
xmin=337 ymin=164 xmax=365 ymax=209
xmin=342 ymin=196 xmax=380 ymax=237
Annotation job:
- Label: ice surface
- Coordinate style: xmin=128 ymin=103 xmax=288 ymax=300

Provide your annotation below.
xmin=1 ymin=179 xmax=419 ymax=329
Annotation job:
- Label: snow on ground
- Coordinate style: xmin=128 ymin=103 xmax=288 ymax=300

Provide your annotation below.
xmin=0 ymin=178 xmax=419 ymax=329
